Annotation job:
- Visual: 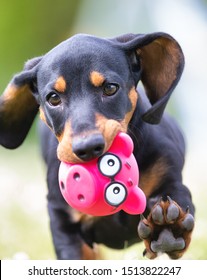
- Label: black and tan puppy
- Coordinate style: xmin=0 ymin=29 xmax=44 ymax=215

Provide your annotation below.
xmin=0 ymin=32 xmax=195 ymax=259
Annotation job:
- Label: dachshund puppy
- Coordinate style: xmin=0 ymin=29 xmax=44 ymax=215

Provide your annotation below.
xmin=0 ymin=32 xmax=195 ymax=259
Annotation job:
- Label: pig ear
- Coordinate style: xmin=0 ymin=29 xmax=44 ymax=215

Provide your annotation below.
xmin=111 ymin=133 xmax=134 ymax=157
xmin=123 ymin=187 xmax=146 ymax=215
xmin=0 ymin=57 xmax=42 ymax=148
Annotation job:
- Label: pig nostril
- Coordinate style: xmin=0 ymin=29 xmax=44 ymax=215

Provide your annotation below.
xmin=73 ymin=173 xmax=80 ymax=181
xmin=60 ymin=182 xmax=65 ymax=190
xmin=78 ymin=194 xmax=85 ymax=201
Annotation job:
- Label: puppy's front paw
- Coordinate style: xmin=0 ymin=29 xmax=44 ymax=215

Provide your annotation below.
xmin=137 ymin=197 xmax=194 ymax=259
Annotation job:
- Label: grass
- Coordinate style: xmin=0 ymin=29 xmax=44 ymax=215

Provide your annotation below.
xmin=0 ymin=141 xmax=55 ymax=259
xmin=0 ymin=140 xmax=207 ymax=260
xmin=0 ymin=203 xmax=54 ymax=259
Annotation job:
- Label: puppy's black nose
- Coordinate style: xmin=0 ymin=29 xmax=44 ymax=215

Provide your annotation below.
xmin=72 ymin=133 xmax=105 ymax=161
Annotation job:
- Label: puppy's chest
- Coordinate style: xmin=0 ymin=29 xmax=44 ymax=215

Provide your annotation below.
xmin=139 ymin=157 xmax=168 ymax=197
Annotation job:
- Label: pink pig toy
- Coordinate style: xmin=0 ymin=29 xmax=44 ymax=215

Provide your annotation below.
xmin=58 ymin=132 xmax=146 ymax=216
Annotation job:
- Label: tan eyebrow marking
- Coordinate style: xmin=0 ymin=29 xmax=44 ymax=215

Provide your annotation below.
xmin=90 ymin=71 xmax=105 ymax=87
xmin=54 ymin=76 xmax=66 ymax=93
xmin=39 ymin=107 xmax=47 ymax=123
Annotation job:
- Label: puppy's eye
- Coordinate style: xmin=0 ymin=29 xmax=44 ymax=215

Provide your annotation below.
xmin=103 ymin=83 xmax=119 ymax=96
xmin=46 ymin=93 xmax=61 ymax=106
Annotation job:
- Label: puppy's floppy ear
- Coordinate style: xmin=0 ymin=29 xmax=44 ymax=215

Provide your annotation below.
xmin=0 ymin=56 xmax=42 ymax=148
xmin=114 ymin=32 xmax=184 ymax=124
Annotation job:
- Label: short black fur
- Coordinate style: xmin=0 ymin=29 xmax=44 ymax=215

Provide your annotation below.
xmin=0 ymin=32 xmax=195 ymax=259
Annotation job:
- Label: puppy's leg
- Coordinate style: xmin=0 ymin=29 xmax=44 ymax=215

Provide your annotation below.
xmin=46 ymin=157 xmax=83 ymax=259
xmin=40 ymin=123 xmax=93 ymax=259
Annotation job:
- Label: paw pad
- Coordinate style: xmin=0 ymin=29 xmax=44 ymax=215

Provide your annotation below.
xmin=137 ymin=197 xmax=195 ymax=259
xmin=150 ymin=228 xmax=185 ymax=253
xmin=182 ymin=213 xmax=194 ymax=231
xmin=137 ymin=216 xmax=151 ymax=239
xmin=151 ymin=204 xmax=164 ymax=224
xmin=166 ymin=197 xmax=180 ymax=222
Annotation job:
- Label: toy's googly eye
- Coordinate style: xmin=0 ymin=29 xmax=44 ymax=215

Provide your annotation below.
xmin=99 ymin=153 xmax=121 ymax=177
xmin=105 ymin=183 xmax=127 ymax=206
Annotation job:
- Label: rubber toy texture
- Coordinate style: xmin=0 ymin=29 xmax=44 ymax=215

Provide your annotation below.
xmin=58 ymin=132 xmax=146 ymax=216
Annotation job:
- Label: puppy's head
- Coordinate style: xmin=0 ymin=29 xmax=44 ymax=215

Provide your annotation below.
xmin=0 ymin=33 xmax=184 ymax=162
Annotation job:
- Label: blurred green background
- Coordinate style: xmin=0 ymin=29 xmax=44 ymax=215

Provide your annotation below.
xmin=0 ymin=0 xmax=207 ymax=259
